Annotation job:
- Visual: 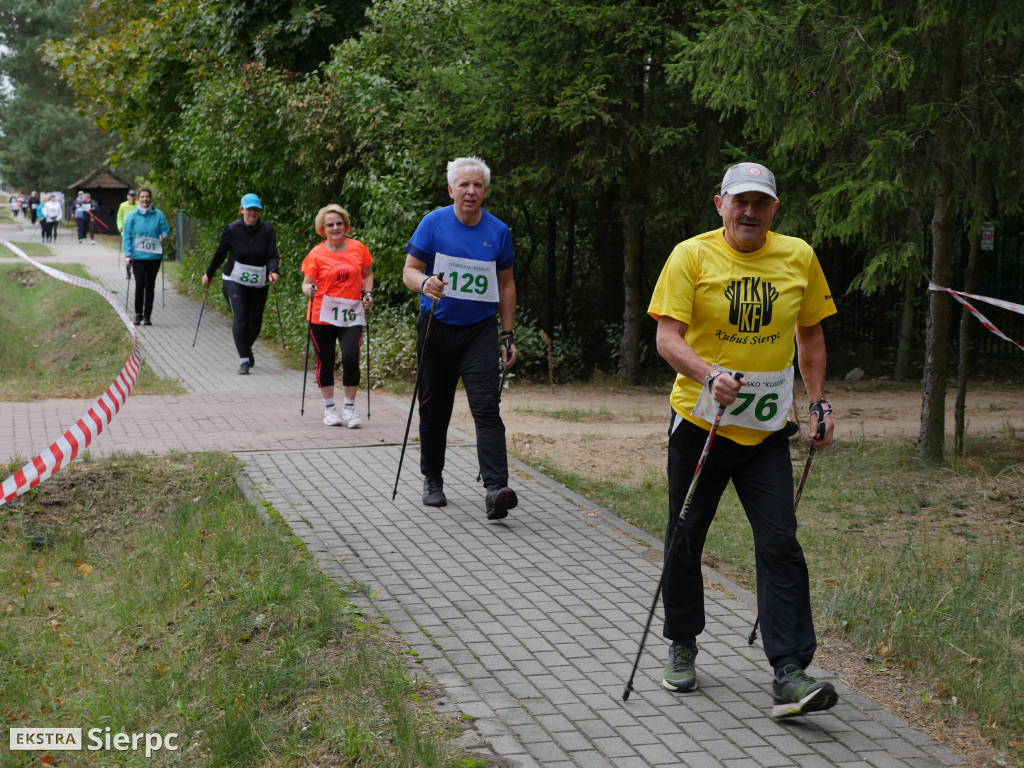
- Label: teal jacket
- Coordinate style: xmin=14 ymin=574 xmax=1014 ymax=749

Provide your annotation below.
xmin=122 ymin=206 xmax=171 ymax=260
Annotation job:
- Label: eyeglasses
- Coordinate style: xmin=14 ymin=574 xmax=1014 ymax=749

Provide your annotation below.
xmin=324 ymin=222 xmax=346 ymax=229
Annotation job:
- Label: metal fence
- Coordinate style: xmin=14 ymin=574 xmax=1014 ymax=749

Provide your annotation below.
xmin=827 ymin=218 xmax=1024 ymax=362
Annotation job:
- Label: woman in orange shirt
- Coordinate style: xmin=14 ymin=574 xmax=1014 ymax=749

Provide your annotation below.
xmin=300 ymin=204 xmax=374 ymax=428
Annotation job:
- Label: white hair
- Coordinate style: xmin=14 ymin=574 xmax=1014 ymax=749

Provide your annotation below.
xmin=447 ymin=156 xmax=491 ymax=187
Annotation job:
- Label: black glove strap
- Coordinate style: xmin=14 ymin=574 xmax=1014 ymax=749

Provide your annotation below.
xmin=809 ymin=398 xmax=833 ymax=421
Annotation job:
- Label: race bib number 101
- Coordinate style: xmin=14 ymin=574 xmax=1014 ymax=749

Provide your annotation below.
xmin=133 ymin=236 xmax=163 ymax=255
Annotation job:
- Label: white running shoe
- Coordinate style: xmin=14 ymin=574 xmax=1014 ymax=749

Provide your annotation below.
xmin=323 ymin=405 xmax=343 ymax=426
xmin=342 ymin=405 xmax=362 ymax=429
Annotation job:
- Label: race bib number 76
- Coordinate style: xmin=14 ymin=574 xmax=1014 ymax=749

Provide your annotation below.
xmin=690 ymin=367 xmax=794 ymax=432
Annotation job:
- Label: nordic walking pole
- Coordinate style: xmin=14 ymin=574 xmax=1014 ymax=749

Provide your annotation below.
xmin=272 ymin=281 xmax=286 ymax=349
xmin=365 ymin=301 xmax=371 ymax=420
xmin=392 ymin=294 xmax=438 ymax=501
xmin=300 ymin=293 xmax=314 ymax=416
xmin=478 ymin=336 xmax=515 ymax=483
xmin=747 ymin=416 xmax=827 ymax=645
xmin=622 ymin=371 xmax=744 ymax=701
xmin=124 ymin=261 xmax=131 ymax=312
xmin=192 ymin=284 xmax=209 ymax=347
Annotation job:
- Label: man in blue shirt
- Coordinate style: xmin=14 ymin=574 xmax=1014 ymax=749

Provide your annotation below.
xmin=402 ymin=156 xmax=519 ymax=520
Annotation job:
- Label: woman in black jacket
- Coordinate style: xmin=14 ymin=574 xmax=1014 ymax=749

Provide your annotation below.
xmin=202 ymin=193 xmax=280 ymax=374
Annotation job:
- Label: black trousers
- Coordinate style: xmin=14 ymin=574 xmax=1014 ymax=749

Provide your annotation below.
xmin=222 ymin=281 xmax=269 ymax=361
xmin=309 ymin=323 xmax=362 ymax=388
xmin=416 ymin=313 xmax=507 ymax=489
xmin=662 ymin=417 xmax=817 ymax=673
xmin=131 ymin=259 xmax=162 ymax=319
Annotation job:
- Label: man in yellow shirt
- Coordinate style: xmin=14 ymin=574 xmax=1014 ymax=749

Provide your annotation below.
xmin=647 ymin=162 xmax=838 ymax=719
xmin=116 ymin=189 xmax=138 ymax=233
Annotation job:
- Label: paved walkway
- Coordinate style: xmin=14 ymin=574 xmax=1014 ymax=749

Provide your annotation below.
xmin=1 ymin=219 xmax=963 ymax=768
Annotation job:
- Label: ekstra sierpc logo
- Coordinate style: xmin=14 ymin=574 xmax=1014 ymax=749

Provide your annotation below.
xmin=9 ymin=727 xmax=179 ymax=757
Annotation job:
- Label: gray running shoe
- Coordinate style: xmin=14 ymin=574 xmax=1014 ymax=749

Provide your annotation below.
xmin=662 ymin=643 xmax=698 ymax=692
xmin=771 ymin=665 xmax=838 ymax=719
xmin=422 ymin=476 xmax=446 ymax=507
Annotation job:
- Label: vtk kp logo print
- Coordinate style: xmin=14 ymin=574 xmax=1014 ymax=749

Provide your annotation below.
xmin=725 ymin=276 xmax=779 ymax=333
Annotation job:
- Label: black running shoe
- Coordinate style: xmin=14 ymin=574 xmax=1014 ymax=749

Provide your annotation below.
xmin=238 ymin=362 xmax=251 ymax=375
xmin=771 ymin=665 xmax=838 ymax=719
xmin=422 ymin=476 xmax=447 ymax=507
xmin=484 ymin=486 xmax=518 ymax=520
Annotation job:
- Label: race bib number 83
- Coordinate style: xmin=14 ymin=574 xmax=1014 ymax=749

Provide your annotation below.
xmin=226 ymin=261 xmax=267 ymax=288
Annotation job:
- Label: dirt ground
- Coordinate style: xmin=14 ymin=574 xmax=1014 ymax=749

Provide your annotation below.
xmin=451 ymin=379 xmax=1024 ymax=485
xmin=450 ymin=378 xmax=1024 ymax=768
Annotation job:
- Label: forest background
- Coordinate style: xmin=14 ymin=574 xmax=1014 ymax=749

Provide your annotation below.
xmin=2 ymin=0 xmax=1023 ymax=463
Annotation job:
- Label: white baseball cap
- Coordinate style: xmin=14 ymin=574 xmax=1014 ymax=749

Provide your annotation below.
xmin=720 ymin=162 xmax=778 ymax=200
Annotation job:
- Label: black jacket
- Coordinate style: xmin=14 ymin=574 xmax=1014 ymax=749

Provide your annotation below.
xmin=205 ymin=218 xmax=280 ymax=280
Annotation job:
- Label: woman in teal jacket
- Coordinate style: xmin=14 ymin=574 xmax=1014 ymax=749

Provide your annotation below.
xmin=122 ymin=188 xmax=170 ymax=325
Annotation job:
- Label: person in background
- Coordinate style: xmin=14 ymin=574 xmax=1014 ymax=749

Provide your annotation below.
xmin=300 ymin=204 xmax=373 ymax=428
xmin=116 ymin=189 xmax=138 ymax=233
xmin=75 ymin=191 xmax=93 ymax=244
xmin=202 ymin=193 xmax=280 ymax=374
xmin=28 ymin=192 xmax=40 ymax=226
xmin=122 ymin=188 xmax=170 ymax=326
xmin=42 ymin=195 xmax=63 ymax=243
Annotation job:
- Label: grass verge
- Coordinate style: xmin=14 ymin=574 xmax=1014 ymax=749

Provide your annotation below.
xmin=0 ymin=452 xmax=482 ymax=767
xmin=1 ymin=242 xmax=51 ymax=259
xmin=0 ymin=262 xmax=183 ymax=399
xmin=518 ymin=436 xmax=1024 ymax=766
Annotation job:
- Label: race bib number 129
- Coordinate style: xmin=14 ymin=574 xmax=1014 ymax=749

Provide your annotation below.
xmin=433 ymin=252 xmax=498 ymax=303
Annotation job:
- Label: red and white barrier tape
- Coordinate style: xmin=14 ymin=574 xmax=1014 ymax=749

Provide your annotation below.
xmin=1 ymin=237 xmax=143 ymax=506
xmin=929 ymin=282 xmax=1024 ymax=354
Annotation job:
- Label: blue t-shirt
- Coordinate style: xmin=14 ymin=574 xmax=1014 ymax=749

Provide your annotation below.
xmin=405 ymin=206 xmax=514 ymax=326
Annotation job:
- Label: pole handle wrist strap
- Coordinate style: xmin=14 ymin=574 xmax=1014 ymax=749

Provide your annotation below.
xmin=705 ymin=370 xmax=724 ymax=392
xmin=809 ymin=398 xmax=833 ymax=422
xmin=420 ymin=276 xmax=430 ymax=293
xmin=502 ymin=336 xmax=513 ymax=355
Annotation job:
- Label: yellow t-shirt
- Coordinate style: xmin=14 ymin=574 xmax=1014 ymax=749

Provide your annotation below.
xmin=647 ymin=228 xmax=836 ymax=445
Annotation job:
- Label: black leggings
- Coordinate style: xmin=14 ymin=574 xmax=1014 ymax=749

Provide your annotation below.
xmin=131 ymin=259 xmax=162 ymax=319
xmin=309 ymin=323 xmax=362 ymax=388
xmin=222 ymin=281 xmax=269 ymax=360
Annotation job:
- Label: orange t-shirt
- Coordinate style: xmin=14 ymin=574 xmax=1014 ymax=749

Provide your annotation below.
xmin=300 ymin=239 xmax=373 ymax=324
